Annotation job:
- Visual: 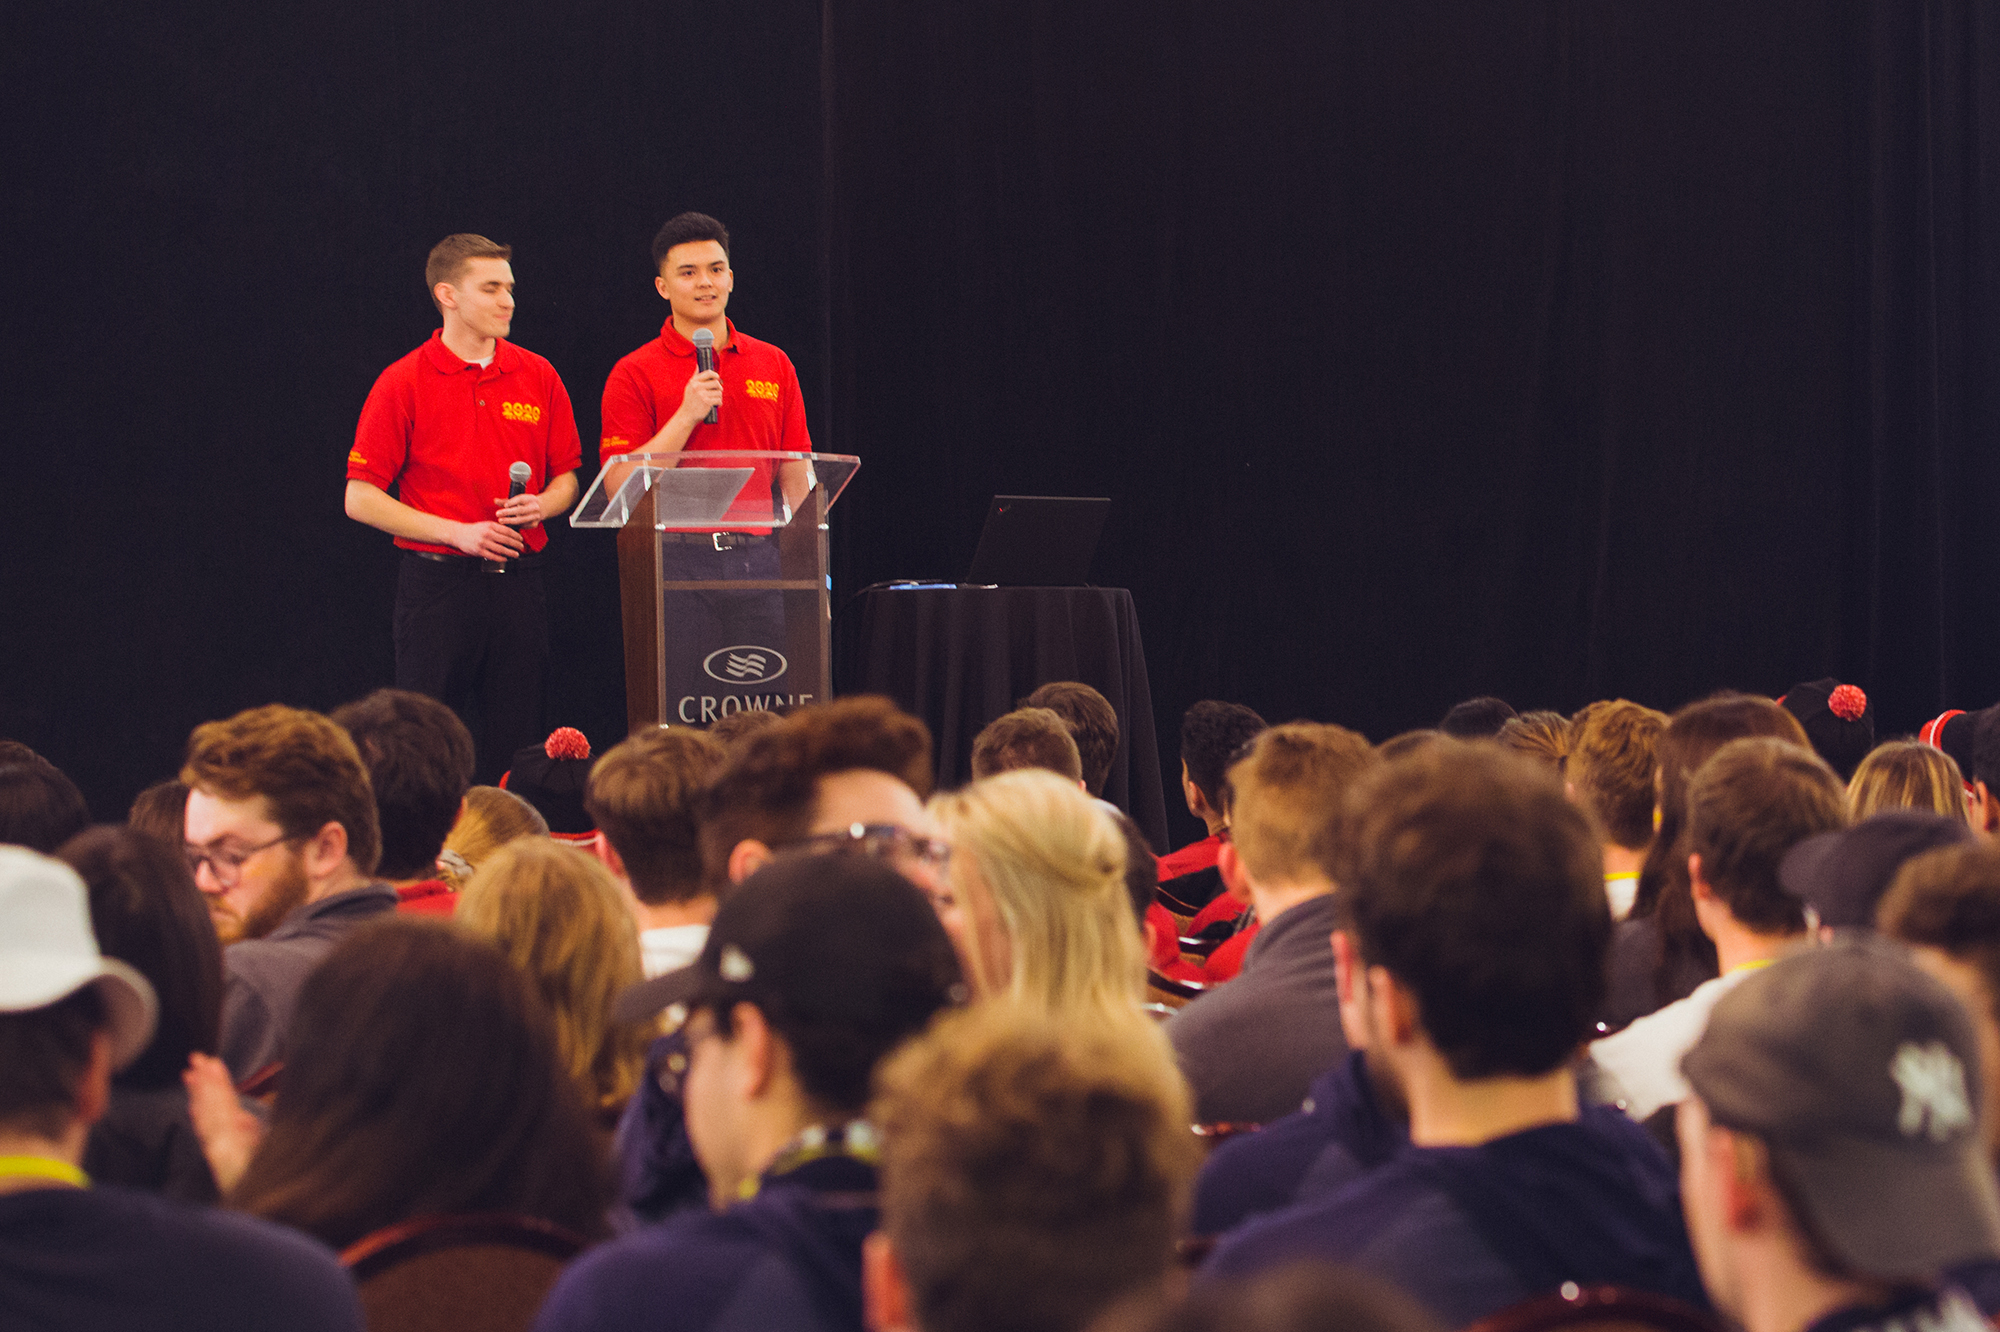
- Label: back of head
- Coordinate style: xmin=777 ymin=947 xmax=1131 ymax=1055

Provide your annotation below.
xmin=1880 ymin=841 xmax=2000 ymax=1008
xmin=439 ymin=785 xmax=548 ymax=889
xmin=0 ymin=759 xmax=90 ymax=853
xmin=699 ymin=697 xmax=932 ymax=888
xmin=1567 ymin=700 xmax=1670 ymax=851
xmin=1495 ymin=710 xmax=1571 ymax=773
xmin=180 ymin=704 xmax=382 ymax=877
xmin=126 ymin=779 xmax=190 ymax=848
xmin=457 ymin=838 xmax=649 ymax=1111
xmin=230 ymin=917 xmax=608 ymax=1250
xmin=1023 ymin=682 xmax=1119 ymax=796
xmin=331 ymin=688 xmax=476 ymax=880
xmin=1438 ymin=696 xmax=1516 ymax=739
xmin=971 ymin=707 xmax=1083 ymax=783
xmin=872 ymin=1005 xmax=1201 ymax=1332
xmin=58 ymin=825 xmax=221 ymax=1091
xmin=1778 ymin=679 xmax=1876 ymax=782
xmin=1686 ymin=737 xmax=1846 ymax=935
xmin=707 ymin=706 xmax=784 ymax=748
xmin=1333 ymin=741 xmax=1609 ymax=1078
xmin=1226 ymin=723 xmax=1378 ymax=885
xmin=1849 ymin=740 xmax=1968 ymax=822
xmin=585 ymin=727 xmax=727 ymax=906
xmin=929 ymin=769 xmax=1141 ymax=1013
xmin=1181 ymin=702 xmax=1268 ymax=809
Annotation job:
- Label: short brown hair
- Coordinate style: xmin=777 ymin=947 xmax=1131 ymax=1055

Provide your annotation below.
xmin=181 ymin=704 xmax=382 ymax=876
xmin=1568 ymin=700 xmax=1670 ymax=850
xmin=425 ymin=233 xmax=511 ymax=311
xmin=970 ymin=708 xmax=1082 ymax=783
xmin=1686 ymin=737 xmax=1847 ymax=934
xmin=585 ymin=728 xmax=727 ymax=906
xmin=1848 ymin=741 xmax=1967 ymax=822
xmin=1878 ymin=842 xmax=2000 ymax=1026
xmin=332 ymin=688 xmax=476 ymax=880
xmin=698 ymin=697 xmax=932 ymax=889
xmin=1226 ymin=723 xmax=1377 ymax=884
xmin=1496 ymin=711 xmax=1571 ymax=774
xmin=1023 ymin=682 xmax=1119 ymax=796
xmin=873 ymin=1006 xmax=1200 ymax=1332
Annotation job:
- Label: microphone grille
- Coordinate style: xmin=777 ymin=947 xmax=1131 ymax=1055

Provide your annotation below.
xmin=691 ymin=328 xmax=715 ymax=348
xmin=509 ymin=461 xmax=532 ymax=480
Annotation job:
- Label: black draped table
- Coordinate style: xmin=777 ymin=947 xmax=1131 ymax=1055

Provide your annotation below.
xmin=836 ymin=586 xmax=1171 ymax=852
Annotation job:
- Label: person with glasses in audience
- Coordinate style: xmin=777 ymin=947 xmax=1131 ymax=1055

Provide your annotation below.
xmin=180 ymin=705 xmax=396 ymax=1084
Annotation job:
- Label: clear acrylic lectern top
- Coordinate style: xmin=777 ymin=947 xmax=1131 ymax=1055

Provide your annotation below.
xmin=570 ymin=451 xmax=861 ymax=531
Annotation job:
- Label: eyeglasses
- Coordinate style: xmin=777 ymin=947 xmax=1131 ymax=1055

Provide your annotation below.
xmin=780 ymin=823 xmax=952 ymax=875
xmin=184 ymin=833 xmax=293 ymax=885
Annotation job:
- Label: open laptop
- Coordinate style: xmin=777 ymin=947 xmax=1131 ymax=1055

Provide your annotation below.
xmin=965 ymin=495 xmax=1111 ymax=586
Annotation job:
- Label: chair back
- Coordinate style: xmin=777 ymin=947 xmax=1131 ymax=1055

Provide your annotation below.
xmin=340 ymin=1212 xmax=588 ymax=1332
xmin=1467 ymin=1285 xmax=1723 ymax=1332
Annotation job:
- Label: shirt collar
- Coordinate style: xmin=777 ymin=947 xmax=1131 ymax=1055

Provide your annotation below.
xmin=421 ymin=328 xmax=520 ymax=375
xmin=658 ymin=317 xmax=739 ymax=359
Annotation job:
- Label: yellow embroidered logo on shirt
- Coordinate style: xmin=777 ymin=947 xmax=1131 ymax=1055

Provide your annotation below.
xmin=602 ymin=436 xmax=631 ymax=452
xmin=744 ymin=379 xmax=780 ymax=401
xmin=500 ymin=401 xmax=542 ymax=423
xmin=348 ymin=450 xmax=368 ymax=465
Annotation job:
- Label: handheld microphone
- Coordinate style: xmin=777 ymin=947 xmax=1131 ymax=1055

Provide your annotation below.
xmin=485 ymin=462 xmax=533 ymax=573
xmin=692 ymin=328 xmax=719 ymax=425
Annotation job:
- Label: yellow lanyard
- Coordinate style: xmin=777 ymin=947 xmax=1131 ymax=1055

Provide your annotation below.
xmin=0 ymin=1156 xmax=89 ymax=1188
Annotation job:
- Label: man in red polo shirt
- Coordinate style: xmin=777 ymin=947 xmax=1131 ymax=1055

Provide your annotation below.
xmin=600 ymin=213 xmax=814 ymax=721
xmin=343 ymin=233 xmax=582 ymax=781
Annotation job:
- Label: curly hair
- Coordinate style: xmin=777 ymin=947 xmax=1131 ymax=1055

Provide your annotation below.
xmin=181 ymin=704 xmax=381 ymax=876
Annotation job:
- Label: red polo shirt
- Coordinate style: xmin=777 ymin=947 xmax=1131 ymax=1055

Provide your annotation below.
xmin=348 ymin=331 xmax=583 ymax=555
xmin=599 ymin=317 xmax=811 ymax=526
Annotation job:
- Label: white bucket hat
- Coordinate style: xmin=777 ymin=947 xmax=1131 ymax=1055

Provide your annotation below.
xmin=0 ymin=845 xmax=157 ymax=1069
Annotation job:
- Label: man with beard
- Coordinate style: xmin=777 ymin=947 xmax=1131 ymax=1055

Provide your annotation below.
xmin=181 ymin=705 xmax=395 ymax=1083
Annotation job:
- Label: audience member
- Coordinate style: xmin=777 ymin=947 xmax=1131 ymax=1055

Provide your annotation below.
xmin=504 ymin=727 xmax=600 ymax=843
xmin=1922 ymin=708 xmax=1980 ymax=790
xmin=181 ymin=704 xmax=396 ymax=1082
xmin=536 ymin=855 xmax=963 ymax=1332
xmin=707 ymin=707 xmax=785 ymax=748
xmin=1848 ymin=739 xmax=1969 ymax=822
xmin=1436 ymin=695 xmax=1516 ymax=738
xmin=330 ymin=686 xmax=477 ymax=914
xmin=1166 ymin=724 xmax=1377 ymax=1126
xmin=1023 ymin=680 xmax=1120 ymax=797
xmin=927 ymin=769 xmax=1146 ymax=1018
xmin=1375 ymin=730 xmax=1443 ymax=761
xmin=126 ymin=779 xmax=190 ymax=847
xmin=1677 ymin=940 xmax=2000 ymax=1332
xmin=195 ymin=917 xmax=610 ymax=1251
xmin=1778 ymin=677 xmax=1875 ymax=781
xmin=1567 ymin=699 xmax=1669 ymax=920
xmin=1158 ymin=701 xmax=1267 ymax=897
xmin=970 ymin=707 xmax=1084 ymax=784
xmin=1591 ymin=737 xmax=1845 ymax=1122
xmin=585 ymin=727 xmax=728 ymax=977
xmin=458 ymin=838 xmax=652 ymax=1121
xmin=1968 ymin=708 xmax=2000 ymax=836
xmin=1098 ymin=1263 xmax=1442 ymax=1332
xmin=1606 ymin=693 xmax=1809 ymax=1030
xmin=0 ymin=757 xmax=90 ymax=853
xmin=863 ymin=1005 xmax=1202 ymax=1332
xmin=58 ymin=826 xmax=222 ymax=1202
xmin=1205 ymin=742 xmax=1704 ymax=1326
xmin=437 ymin=784 xmax=548 ymax=890
xmin=0 ymin=846 xmax=363 ymax=1330
xmin=1778 ymin=810 xmax=1970 ymax=935
xmin=1495 ymin=710 xmax=1570 ymax=773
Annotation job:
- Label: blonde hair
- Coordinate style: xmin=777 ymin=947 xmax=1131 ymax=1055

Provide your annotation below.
xmin=1226 ymin=723 xmax=1378 ymax=883
xmin=456 ymin=839 xmax=649 ymax=1114
xmin=1848 ymin=740 xmax=1968 ymax=823
xmin=437 ymin=785 xmax=548 ymax=890
xmin=928 ymin=769 xmax=1145 ymax=1017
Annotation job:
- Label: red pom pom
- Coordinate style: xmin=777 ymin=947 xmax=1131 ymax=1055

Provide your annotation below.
xmin=544 ymin=727 xmax=591 ymax=760
xmin=1828 ymin=685 xmax=1867 ymax=722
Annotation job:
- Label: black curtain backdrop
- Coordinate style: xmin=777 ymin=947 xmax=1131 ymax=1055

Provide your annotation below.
xmin=4 ymin=3 xmax=1995 ymax=853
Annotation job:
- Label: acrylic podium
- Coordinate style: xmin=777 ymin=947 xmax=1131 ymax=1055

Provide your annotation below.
xmin=570 ymin=450 xmax=861 ymax=733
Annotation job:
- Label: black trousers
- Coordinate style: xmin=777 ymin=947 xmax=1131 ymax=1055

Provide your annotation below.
xmin=393 ymin=553 xmax=548 ymax=784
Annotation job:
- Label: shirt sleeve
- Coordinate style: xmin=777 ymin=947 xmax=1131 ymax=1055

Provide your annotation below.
xmin=599 ymin=356 xmax=658 ymax=459
xmin=347 ymin=365 xmax=413 ymax=489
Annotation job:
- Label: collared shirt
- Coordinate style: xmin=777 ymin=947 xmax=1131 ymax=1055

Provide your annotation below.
xmin=349 ymin=331 xmax=583 ymax=555
xmin=219 ymin=883 xmax=399 ymax=1081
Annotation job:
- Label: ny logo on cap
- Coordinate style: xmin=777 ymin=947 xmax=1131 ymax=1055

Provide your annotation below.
xmin=1891 ymin=1041 xmax=1973 ymax=1143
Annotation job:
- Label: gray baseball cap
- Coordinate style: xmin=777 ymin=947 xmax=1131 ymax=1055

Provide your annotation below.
xmin=1682 ymin=937 xmax=2000 ymax=1280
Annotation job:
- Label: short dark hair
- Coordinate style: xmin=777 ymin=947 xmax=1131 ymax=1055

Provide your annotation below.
xmin=126 ymin=779 xmax=189 ymax=847
xmin=0 ymin=986 xmax=104 ymax=1141
xmin=1180 ymin=702 xmax=1267 ymax=810
xmin=698 ymin=698 xmax=932 ymax=890
xmin=585 ymin=728 xmax=728 ymax=906
xmin=1023 ymin=682 xmax=1119 ymax=795
xmin=0 ymin=760 xmax=90 ymax=853
xmin=971 ymin=708 xmax=1083 ymax=783
xmin=1878 ymin=842 xmax=2000 ymax=1028
xmin=425 ymin=233 xmax=511 ymax=311
xmin=1439 ymin=696 xmax=1517 ymax=738
xmin=181 ymin=704 xmax=382 ymax=877
xmin=1687 ymin=738 xmax=1846 ymax=934
xmin=1115 ymin=813 xmax=1158 ymax=928
xmin=707 ymin=707 xmax=784 ymax=748
xmin=1333 ymin=741 xmax=1610 ymax=1079
xmin=332 ymin=689 xmax=476 ymax=880
xmin=58 ymin=826 xmax=222 ymax=1092
xmin=652 ymin=212 xmax=730 ymax=272
xmin=1973 ymin=708 xmax=2000 ymax=792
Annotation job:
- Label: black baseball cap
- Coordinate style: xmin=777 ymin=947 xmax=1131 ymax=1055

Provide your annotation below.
xmin=1778 ymin=811 xmax=1973 ymax=930
xmin=613 ymin=852 xmax=965 ymax=1031
xmin=1682 ymin=938 xmax=2000 ymax=1280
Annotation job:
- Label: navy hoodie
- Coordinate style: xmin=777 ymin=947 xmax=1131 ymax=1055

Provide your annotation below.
xmin=535 ymin=1154 xmax=878 ymax=1332
xmin=1204 ymin=1103 xmax=1707 ymax=1329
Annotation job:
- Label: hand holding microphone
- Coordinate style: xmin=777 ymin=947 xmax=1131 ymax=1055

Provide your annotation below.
xmin=482 ymin=461 xmax=537 ymax=570
xmin=691 ymin=327 xmax=720 ymax=424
